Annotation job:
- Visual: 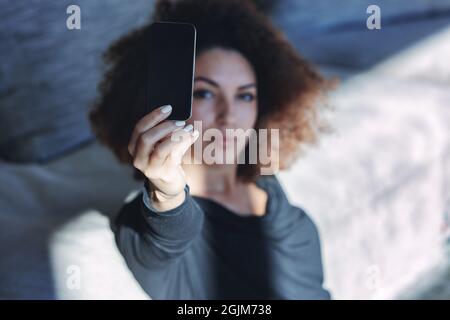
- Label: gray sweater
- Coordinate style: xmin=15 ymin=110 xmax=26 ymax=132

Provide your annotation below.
xmin=112 ymin=175 xmax=331 ymax=299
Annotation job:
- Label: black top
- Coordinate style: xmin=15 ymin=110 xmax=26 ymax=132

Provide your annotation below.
xmin=112 ymin=175 xmax=331 ymax=299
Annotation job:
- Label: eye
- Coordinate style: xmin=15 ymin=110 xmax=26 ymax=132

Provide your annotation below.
xmin=237 ymin=92 xmax=256 ymax=102
xmin=193 ymin=89 xmax=214 ymax=99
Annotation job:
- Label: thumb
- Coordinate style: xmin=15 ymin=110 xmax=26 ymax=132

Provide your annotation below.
xmin=171 ymin=129 xmax=199 ymax=164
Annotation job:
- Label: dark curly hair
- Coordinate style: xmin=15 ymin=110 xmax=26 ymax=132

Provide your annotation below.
xmin=89 ymin=0 xmax=333 ymax=182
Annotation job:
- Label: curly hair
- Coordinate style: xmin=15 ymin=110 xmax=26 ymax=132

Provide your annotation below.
xmin=89 ymin=0 xmax=333 ymax=182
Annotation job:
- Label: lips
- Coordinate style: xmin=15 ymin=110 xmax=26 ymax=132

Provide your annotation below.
xmin=206 ymin=127 xmax=243 ymax=147
xmin=208 ymin=132 xmax=234 ymax=147
xmin=221 ymin=136 xmax=234 ymax=146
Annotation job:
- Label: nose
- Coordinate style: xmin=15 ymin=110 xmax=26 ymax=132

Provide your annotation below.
xmin=215 ymin=96 xmax=234 ymax=126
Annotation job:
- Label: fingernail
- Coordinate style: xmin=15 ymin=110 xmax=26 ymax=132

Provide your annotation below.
xmin=161 ymin=105 xmax=172 ymax=113
xmin=183 ymin=124 xmax=193 ymax=132
xmin=192 ymin=129 xmax=199 ymax=139
xmin=175 ymin=121 xmax=186 ymax=127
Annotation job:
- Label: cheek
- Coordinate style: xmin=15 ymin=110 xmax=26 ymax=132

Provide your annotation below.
xmin=189 ymin=100 xmax=215 ymax=125
xmin=236 ymin=102 xmax=258 ymax=129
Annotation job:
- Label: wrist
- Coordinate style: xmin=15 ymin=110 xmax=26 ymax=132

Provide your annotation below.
xmin=151 ymin=188 xmax=185 ymax=203
xmin=144 ymin=180 xmax=186 ymax=212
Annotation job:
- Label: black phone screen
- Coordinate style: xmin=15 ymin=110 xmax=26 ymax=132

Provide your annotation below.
xmin=147 ymin=22 xmax=196 ymax=121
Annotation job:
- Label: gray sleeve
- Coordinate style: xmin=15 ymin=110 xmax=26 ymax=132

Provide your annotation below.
xmin=112 ymin=183 xmax=205 ymax=269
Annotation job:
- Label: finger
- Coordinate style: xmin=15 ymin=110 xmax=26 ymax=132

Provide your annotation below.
xmin=169 ymin=126 xmax=200 ymax=165
xmin=149 ymin=125 xmax=194 ymax=166
xmin=128 ymin=104 xmax=172 ymax=156
xmin=132 ymin=120 xmax=186 ymax=170
xmin=146 ymin=127 xmax=199 ymax=180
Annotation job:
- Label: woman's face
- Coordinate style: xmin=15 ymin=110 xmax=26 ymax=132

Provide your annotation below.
xmin=187 ymin=47 xmax=258 ymax=162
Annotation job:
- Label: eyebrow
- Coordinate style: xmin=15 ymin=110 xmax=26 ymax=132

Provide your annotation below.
xmin=194 ymin=76 xmax=256 ymax=90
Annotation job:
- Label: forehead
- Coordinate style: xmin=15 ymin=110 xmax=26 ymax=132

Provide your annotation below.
xmin=194 ymin=48 xmax=256 ymax=86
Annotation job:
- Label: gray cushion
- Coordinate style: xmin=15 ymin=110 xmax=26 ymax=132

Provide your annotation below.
xmin=0 ymin=0 xmax=154 ymax=162
xmin=274 ymin=0 xmax=450 ymax=69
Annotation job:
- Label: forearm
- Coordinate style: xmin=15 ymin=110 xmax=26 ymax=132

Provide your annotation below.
xmin=113 ymin=183 xmax=204 ymax=269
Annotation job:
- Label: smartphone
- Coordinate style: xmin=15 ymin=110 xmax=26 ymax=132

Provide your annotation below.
xmin=147 ymin=22 xmax=196 ymax=121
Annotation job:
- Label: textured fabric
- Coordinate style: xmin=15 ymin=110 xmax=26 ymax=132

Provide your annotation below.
xmin=112 ymin=175 xmax=330 ymax=299
xmin=0 ymin=0 xmax=154 ymax=162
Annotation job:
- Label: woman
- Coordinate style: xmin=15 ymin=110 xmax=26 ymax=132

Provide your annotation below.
xmin=90 ymin=0 xmax=331 ymax=299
